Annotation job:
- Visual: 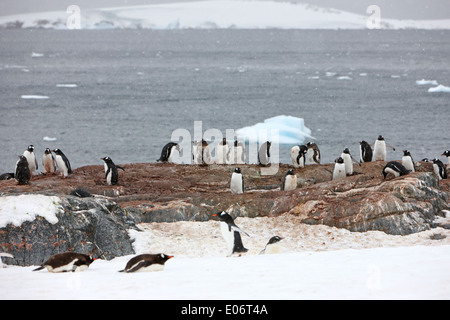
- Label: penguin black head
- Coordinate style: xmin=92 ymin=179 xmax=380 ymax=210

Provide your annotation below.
xmin=27 ymin=145 xmax=35 ymax=152
xmin=377 ymin=135 xmax=384 ymax=140
xmin=431 ymin=158 xmax=443 ymax=165
xmin=234 ymin=167 xmax=241 ymax=174
xmin=212 ymin=211 xmax=233 ymax=223
xmin=52 ymin=148 xmax=63 ymax=155
xmin=442 ymin=150 xmax=450 ymax=157
xmin=17 ymin=155 xmax=28 ymax=163
xmin=44 ymin=148 xmax=52 ymax=154
xmin=403 ymin=150 xmax=411 ymax=156
xmin=335 ymin=157 xmax=344 ymax=164
xmin=267 ymin=236 xmax=283 ymax=245
xmin=343 ymin=148 xmax=350 ymax=154
xmin=286 ymin=169 xmax=295 ymax=175
xmin=101 ymin=156 xmax=113 ymax=164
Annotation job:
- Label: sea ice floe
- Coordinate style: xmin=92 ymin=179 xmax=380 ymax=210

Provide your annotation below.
xmin=21 ymin=95 xmax=49 ymax=99
xmin=416 ymin=79 xmax=439 ymax=86
xmin=428 ymin=84 xmax=450 ymax=93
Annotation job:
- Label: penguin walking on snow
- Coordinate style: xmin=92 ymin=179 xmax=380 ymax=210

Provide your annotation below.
xmin=291 ymin=145 xmax=307 ymax=168
xmin=33 ymin=252 xmax=96 ymax=273
xmin=306 ymin=142 xmax=320 ymax=164
xmin=23 ymin=145 xmax=38 ymax=176
xmin=258 ymin=141 xmax=271 ymax=166
xmin=402 ymin=150 xmax=415 ymax=172
xmin=42 ymin=148 xmax=56 ymax=175
xmin=259 ymin=236 xmax=284 ymax=254
xmin=15 ymin=155 xmax=31 ymax=185
xmin=359 ymin=140 xmax=372 ymax=162
xmin=157 ymin=142 xmax=180 ymax=163
xmin=52 ymin=149 xmax=73 ymax=178
xmin=332 ymin=157 xmax=346 ymax=181
xmin=281 ymin=169 xmax=297 ymax=191
xmin=382 ymin=161 xmax=410 ymax=179
xmin=373 ymin=135 xmax=395 ymax=161
xmin=212 ymin=211 xmax=249 ymax=257
xmin=119 ymin=254 xmax=173 ymax=273
xmin=341 ymin=148 xmax=360 ymax=176
xmin=431 ymin=158 xmax=447 ymax=180
xmin=230 ymin=167 xmax=244 ymax=194
xmin=101 ymin=157 xmax=125 ymax=185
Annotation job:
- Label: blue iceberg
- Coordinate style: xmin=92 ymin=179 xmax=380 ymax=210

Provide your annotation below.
xmin=235 ymin=115 xmax=314 ymax=145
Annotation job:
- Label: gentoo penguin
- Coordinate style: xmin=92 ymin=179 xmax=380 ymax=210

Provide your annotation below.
xmin=259 ymin=236 xmax=284 ymax=254
xmin=52 ymin=149 xmax=73 ymax=178
xmin=230 ymin=167 xmax=244 ymax=194
xmin=212 ymin=211 xmax=249 ymax=257
xmin=258 ymin=141 xmax=271 ymax=166
xmin=119 ymin=253 xmax=173 ymax=273
xmin=442 ymin=150 xmax=450 ymax=168
xmin=332 ymin=157 xmax=346 ymax=181
xmin=231 ymin=140 xmax=246 ymax=164
xmin=382 ymin=161 xmax=410 ymax=179
xmin=0 ymin=253 xmax=14 ymax=268
xmin=373 ymin=135 xmax=395 ymax=161
xmin=101 ymin=156 xmax=125 ymax=185
xmin=281 ymin=169 xmax=297 ymax=191
xmin=291 ymin=145 xmax=307 ymax=168
xmin=33 ymin=252 xmax=95 ymax=273
xmin=15 ymin=155 xmax=31 ymax=185
xmin=0 ymin=173 xmax=14 ymax=180
xmin=340 ymin=148 xmax=360 ymax=176
xmin=42 ymin=148 xmax=56 ymax=175
xmin=216 ymin=138 xmax=230 ymax=164
xmin=306 ymin=142 xmax=320 ymax=164
xmin=157 ymin=142 xmax=180 ymax=162
xmin=401 ymin=150 xmax=415 ymax=172
xmin=431 ymin=158 xmax=447 ymax=180
xmin=359 ymin=140 xmax=373 ymax=162
xmin=192 ymin=140 xmax=211 ymax=165
xmin=23 ymin=145 xmax=38 ymax=176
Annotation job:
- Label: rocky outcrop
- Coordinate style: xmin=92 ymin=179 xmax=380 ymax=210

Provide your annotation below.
xmin=0 ymin=161 xmax=448 ymax=266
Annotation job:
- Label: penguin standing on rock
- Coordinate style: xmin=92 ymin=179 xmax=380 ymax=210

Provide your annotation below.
xmin=258 ymin=141 xmax=271 ymax=166
xmin=230 ymin=167 xmax=244 ymax=194
xmin=442 ymin=150 xmax=450 ymax=169
xmin=359 ymin=141 xmax=372 ymax=162
xmin=33 ymin=252 xmax=96 ymax=273
xmin=231 ymin=140 xmax=246 ymax=164
xmin=212 ymin=211 xmax=249 ymax=257
xmin=332 ymin=157 xmax=346 ymax=181
xmin=259 ymin=236 xmax=284 ymax=254
xmin=402 ymin=150 xmax=415 ymax=172
xmin=23 ymin=145 xmax=38 ymax=176
xmin=431 ymin=158 xmax=447 ymax=180
xmin=373 ymin=135 xmax=395 ymax=161
xmin=306 ymin=142 xmax=320 ymax=164
xmin=15 ymin=155 xmax=31 ymax=185
xmin=382 ymin=161 xmax=410 ymax=179
xmin=281 ymin=169 xmax=297 ymax=191
xmin=101 ymin=157 xmax=125 ymax=185
xmin=119 ymin=254 xmax=173 ymax=273
xmin=216 ymin=138 xmax=230 ymax=164
xmin=157 ymin=142 xmax=180 ymax=163
xmin=52 ymin=149 xmax=73 ymax=178
xmin=291 ymin=145 xmax=307 ymax=168
xmin=42 ymin=148 xmax=56 ymax=175
xmin=341 ymin=148 xmax=360 ymax=176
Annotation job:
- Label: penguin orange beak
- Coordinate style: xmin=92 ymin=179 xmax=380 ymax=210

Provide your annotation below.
xmin=168 ymin=255 xmax=174 ymax=259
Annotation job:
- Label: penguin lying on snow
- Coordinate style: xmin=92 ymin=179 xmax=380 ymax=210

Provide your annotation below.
xmin=0 ymin=253 xmax=14 ymax=268
xmin=431 ymin=158 xmax=447 ymax=180
xmin=382 ymin=161 xmax=410 ymax=179
xmin=33 ymin=252 xmax=96 ymax=273
xmin=212 ymin=211 xmax=249 ymax=257
xmin=15 ymin=155 xmax=31 ymax=185
xmin=157 ymin=142 xmax=180 ymax=163
xmin=119 ymin=254 xmax=173 ymax=273
xmin=259 ymin=236 xmax=284 ymax=254
xmin=101 ymin=156 xmax=125 ymax=185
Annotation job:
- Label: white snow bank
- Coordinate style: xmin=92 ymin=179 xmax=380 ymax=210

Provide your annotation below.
xmin=1 ymin=0 xmax=450 ymax=30
xmin=416 ymin=79 xmax=439 ymax=86
xmin=0 ymin=195 xmax=60 ymax=228
xmin=235 ymin=115 xmax=314 ymax=145
xmin=428 ymin=84 xmax=450 ymax=93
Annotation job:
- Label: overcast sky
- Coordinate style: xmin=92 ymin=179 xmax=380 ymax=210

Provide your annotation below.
xmin=0 ymin=0 xmax=449 ymax=19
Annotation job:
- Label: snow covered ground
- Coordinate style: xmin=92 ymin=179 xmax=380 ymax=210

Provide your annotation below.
xmin=2 ymin=213 xmax=450 ymax=300
xmin=1 ymin=0 xmax=449 ymax=30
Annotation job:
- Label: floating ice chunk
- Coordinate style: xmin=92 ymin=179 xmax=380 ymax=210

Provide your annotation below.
xmin=428 ymin=84 xmax=450 ymax=93
xmin=56 ymin=84 xmax=77 ymax=88
xmin=416 ymin=79 xmax=438 ymax=86
xmin=236 ymin=115 xmax=314 ymax=145
xmin=31 ymin=52 xmax=44 ymax=58
xmin=337 ymin=76 xmax=352 ymax=80
xmin=43 ymin=136 xmax=57 ymax=142
xmin=0 ymin=195 xmax=60 ymax=228
xmin=21 ymin=95 xmax=49 ymax=99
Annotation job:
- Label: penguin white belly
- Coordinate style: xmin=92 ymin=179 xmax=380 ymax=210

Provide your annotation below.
xmin=291 ymin=146 xmax=300 ymax=167
xmin=106 ymin=170 xmax=112 ymax=185
xmin=216 ymin=146 xmax=228 ymax=164
xmin=385 ymin=167 xmax=400 ymax=177
xmin=341 ymin=154 xmax=353 ymax=175
xmin=283 ymin=175 xmax=297 ymax=191
xmin=55 ymin=156 xmax=68 ymax=176
xmin=333 ymin=163 xmax=346 ymax=180
xmin=374 ymin=141 xmax=386 ymax=161
xmin=230 ymin=173 xmax=243 ymax=194
xmin=402 ymin=156 xmax=415 ymax=172
xmin=23 ymin=151 xmax=36 ymax=174
xmin=219 ymin=222 xmax=235 ymax=256
xmin=46 ymin=258 xmax=79 ymax=273
xmin=433 ymin=164 xmax=443 ymax=180
xmin=130 ymin=263 xmax=165 ymax=273
xmin=43 ymin=154 xmax=55 ymax=173
xmin=264 ymin=243 xmax=283 ymax=254
xmin=307 ymin=148 xmax=314 ymax=163
xmin=234 ymin=146 xmax=245 ymax=164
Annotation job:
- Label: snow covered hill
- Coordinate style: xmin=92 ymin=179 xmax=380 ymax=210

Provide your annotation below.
xmin=0 ymin=0 xmax=449 ymax=30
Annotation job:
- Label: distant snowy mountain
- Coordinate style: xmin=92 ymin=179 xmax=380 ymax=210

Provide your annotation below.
xmin=0 ymin=0 xmax=449 ymax=30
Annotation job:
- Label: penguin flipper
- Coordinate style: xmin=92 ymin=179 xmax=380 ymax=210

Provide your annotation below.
xmin=126 ymin=261 xmax=149 ymax=273
xmin=117 ymin=166 xmax=125 ymax=171
xmin=231 ymin=226 xmax=250 ymax=237
xmin=33 ymin=266 xmax=45 ymax=272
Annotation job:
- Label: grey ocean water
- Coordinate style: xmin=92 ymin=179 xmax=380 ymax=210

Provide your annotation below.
xmin=0 ymin=29 xmax=449 ymax=173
